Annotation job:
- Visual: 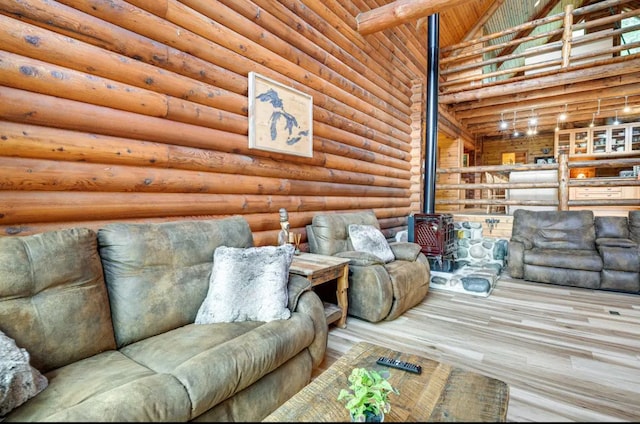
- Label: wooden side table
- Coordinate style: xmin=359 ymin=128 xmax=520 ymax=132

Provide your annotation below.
xmin=289 ymin=253 xmax=350 ymax=328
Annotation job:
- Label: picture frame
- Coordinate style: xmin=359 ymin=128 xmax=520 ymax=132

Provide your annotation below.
xmin=248 ymin=72 xmax=313 ymax=158
xmin=462 ymin=153 xmax=469 ymax=167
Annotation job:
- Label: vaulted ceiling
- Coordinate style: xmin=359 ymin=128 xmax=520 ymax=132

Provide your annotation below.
xmin=360 ymin=0 xmax=640 ymax=143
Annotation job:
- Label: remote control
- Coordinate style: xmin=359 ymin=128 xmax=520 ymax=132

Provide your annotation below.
xmin=376 ymin=356 xmax=422 ymax=374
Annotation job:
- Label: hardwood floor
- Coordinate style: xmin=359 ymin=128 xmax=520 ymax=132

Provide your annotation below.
xmin=316 ymin=274 xmax=640 ymax=422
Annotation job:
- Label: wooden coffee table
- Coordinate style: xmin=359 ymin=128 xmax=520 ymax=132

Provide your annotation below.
xmin=263 ymin=341 xmax=509 ymax=422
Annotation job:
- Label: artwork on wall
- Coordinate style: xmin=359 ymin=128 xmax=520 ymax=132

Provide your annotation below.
xmin=462 ymin=153 xmax=469 ymax=167
xmin=248 ymin=72 xmax=313 ymax=158
xmin=501 ymin=152 xmax=515 ymax=165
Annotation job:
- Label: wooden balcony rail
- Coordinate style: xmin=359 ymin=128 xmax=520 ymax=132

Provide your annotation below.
xmin=440 ymin=0 xmax=639 ymax=94
xmin=435 ymin=154 xmax=640 ymax=211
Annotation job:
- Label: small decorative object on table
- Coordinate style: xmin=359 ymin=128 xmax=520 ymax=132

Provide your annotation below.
xmin=338 ymin=367 xmax=399 ymax=422
xmin=277 ymin=208 xmax=290 ymax=246
xmin=288 ymin=232 xmax=302 ymax=254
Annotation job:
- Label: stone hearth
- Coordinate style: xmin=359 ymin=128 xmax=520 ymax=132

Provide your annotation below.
xmin=427 ymin=221 xmax=508 ymax=297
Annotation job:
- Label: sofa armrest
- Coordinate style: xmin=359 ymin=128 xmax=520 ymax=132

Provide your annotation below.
xmin=507 ymin=240 xmax=525 ymax=278
xmin=388 ymin=242 xmax=421 ymax=261
xmin=287 ymin=274 xmax=312 ymax=312
xmin=335 ymin=250 xmax=384 ymax=266
xmin=292 ymin=290 xmax=327 ymax=368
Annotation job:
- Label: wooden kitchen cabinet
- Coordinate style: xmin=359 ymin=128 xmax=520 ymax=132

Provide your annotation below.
xmin=555 ymin=122 xmax=640 ymax=157
xmin=569 ymin=185 xmax=638 ymax=200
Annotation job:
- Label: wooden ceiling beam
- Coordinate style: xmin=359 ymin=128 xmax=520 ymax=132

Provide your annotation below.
xmin=356 ymin=0 xmax=473 ymax=35
xmin=456 ymin=83 xmax=640 ymax=121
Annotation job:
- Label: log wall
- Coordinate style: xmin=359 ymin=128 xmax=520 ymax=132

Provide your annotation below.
xmin=0 ymin=0 xmax=427 ymax=246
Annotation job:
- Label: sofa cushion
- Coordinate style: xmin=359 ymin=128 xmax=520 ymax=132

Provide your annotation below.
xmin=533 ymin=229 xmax=592 ymax=250
xmin=348 ymin=224 xmax=395 ymax=263
xmin=0 ymin=227 xmax=116 ymax=373
xmin=4 ymin=350 xmax=191 ymax=422
xmin=595 ymin=216 xmax=629 ymax=239
xmin=0 ymin=331 xmax=48 ymax=418
xmin=195 ymin=244 xmax=294 ymax=324
xmin=512 ymin=210 xmax=596 ymax=251
xmin=524 ymin=248 xmax=602 ymax=271
xmin=98 ymin=217 xmax=254 ymax=348
xmin=119 ymin=313 xmax=315 ymax=418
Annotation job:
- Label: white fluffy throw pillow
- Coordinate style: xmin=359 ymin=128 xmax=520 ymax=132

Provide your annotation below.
xmin=348 ymin=224 xmax=395 ymax=263
xmin=0 ymin=331 xmax=48 ymax=418
xmin=195 ymin=244 xmax=295 ymax=324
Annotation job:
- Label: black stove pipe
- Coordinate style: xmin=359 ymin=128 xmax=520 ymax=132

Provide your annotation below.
xmin=408 ymin=13 xmax=439 ymax=243
xmin=423 ymin=13 xmax=439 ymax=214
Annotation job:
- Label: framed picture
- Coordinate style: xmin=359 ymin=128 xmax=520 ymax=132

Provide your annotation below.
xmin=501 ymin=152 xmax=515 ymax=165
xmin=462 ymin=153 xmax=469 ymax=167
xmin=248 ymin=72 xmax=313 ymax=157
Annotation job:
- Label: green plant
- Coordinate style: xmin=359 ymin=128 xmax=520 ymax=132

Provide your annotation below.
xmin=337 ymin=367 xmax=399 ymax=422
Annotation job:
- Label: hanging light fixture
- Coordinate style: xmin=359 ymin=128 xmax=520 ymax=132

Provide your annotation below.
xmin=528 ymin=108 xmax=537 ymax=126
xmin=555 ymin=117 xmax=560 ymax=132
xmin=613 ymin=110 xmax=620 ymax=125
xmin=559 ymin=104 xmax=568 ymax=121
xmin=624 ymin=96 xmax=631 ymax=113
xmin=499 ymin=112 xmax=508 ymax=130
xmin=512 ymin=111 xmax=519 ymax=137
xmin=589 ymin=112 xmax=595 ymax=128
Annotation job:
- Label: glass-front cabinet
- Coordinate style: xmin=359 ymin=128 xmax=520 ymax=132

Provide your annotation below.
xmin=630 ymin=124 xmax=640 ymax=153
xmin=555 ymin=122 xmax=640 ymax=157
xmin=591 ymin=128 xmax=607 ymax=154
xmin=572 ymin=130 xmax=589 ymax=155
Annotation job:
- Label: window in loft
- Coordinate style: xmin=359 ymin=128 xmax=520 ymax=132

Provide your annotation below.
xmin=621 ymin=16 xmax=640 ymax=56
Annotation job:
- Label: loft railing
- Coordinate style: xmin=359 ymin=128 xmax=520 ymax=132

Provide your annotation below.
xmin=440 ymin=0 xmax=640 ymax=94
xmin=435 ymin=154 xmax=640 ymax=211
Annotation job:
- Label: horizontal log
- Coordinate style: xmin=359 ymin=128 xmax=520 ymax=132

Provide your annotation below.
xmin=0 ymin=157 xmax=410 ymax=197
xmin=0 ymin=88 xmax=411 ymax=182
xmin=180 ymin=0 xmax=412 ymax=119
xmin=292 ymin=0 xmax=422 ymax=83
xmin=0 ymin=207 xmax=413 ymax=244
xmin=0 ymin=13 xmax=247 ymax=115
xmin=219 ymin=0 xmax=413 ymax=102
xmin=0 ymin=191 xmax=412 ymax=225
xmin=439 ymin=57 xmax=640 ymax=103
xmin=56 ymin=0 xmax=412 ymax=135
xmin=0 ymin=50 xmax=247 ymax=135
xmin=0 ymin=122 xmax=410 ymax=189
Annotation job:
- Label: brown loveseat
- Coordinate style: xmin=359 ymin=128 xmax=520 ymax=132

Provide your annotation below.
xmin=0 ymin=216 xmax=327 ymax=421
xmin=306 ymin=210 xmax=430 ymax=322
xmin=507 ymin=209 xmax=639 ymax=293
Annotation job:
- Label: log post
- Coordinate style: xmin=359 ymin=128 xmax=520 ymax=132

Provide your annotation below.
xmin=561 ymin=4 xmax=574 ymax=69
xmin=558 ymin=153 xmax=569 ymax=211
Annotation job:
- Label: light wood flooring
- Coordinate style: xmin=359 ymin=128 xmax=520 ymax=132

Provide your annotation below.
xmin=316 ymin=274 xmax=640 ymax=422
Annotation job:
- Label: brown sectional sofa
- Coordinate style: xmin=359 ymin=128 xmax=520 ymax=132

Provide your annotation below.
xmin=507 ymin=209 xmax=640 ymax=293
xmin=0 ymin=216 xmax=327 ymax=421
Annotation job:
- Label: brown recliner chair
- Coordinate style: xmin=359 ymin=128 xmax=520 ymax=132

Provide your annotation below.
xmin=306 ymin=210 xmax=430 ymax=323
xmin=594 ymin=215 xmax=639 ymax=293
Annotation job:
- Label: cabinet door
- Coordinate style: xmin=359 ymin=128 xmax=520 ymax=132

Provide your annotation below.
xmin=630 ymin=124 xmax=640 ymax=153
xmin=572 ymin=130 xmax=590 ymax=155
xmin=555 ymin=132 xmax=570 ymax=157
xmin=591 ymin=128 xmax=608 ymax=154
xmin=610 ymin=126 xmax=627 ymax=153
